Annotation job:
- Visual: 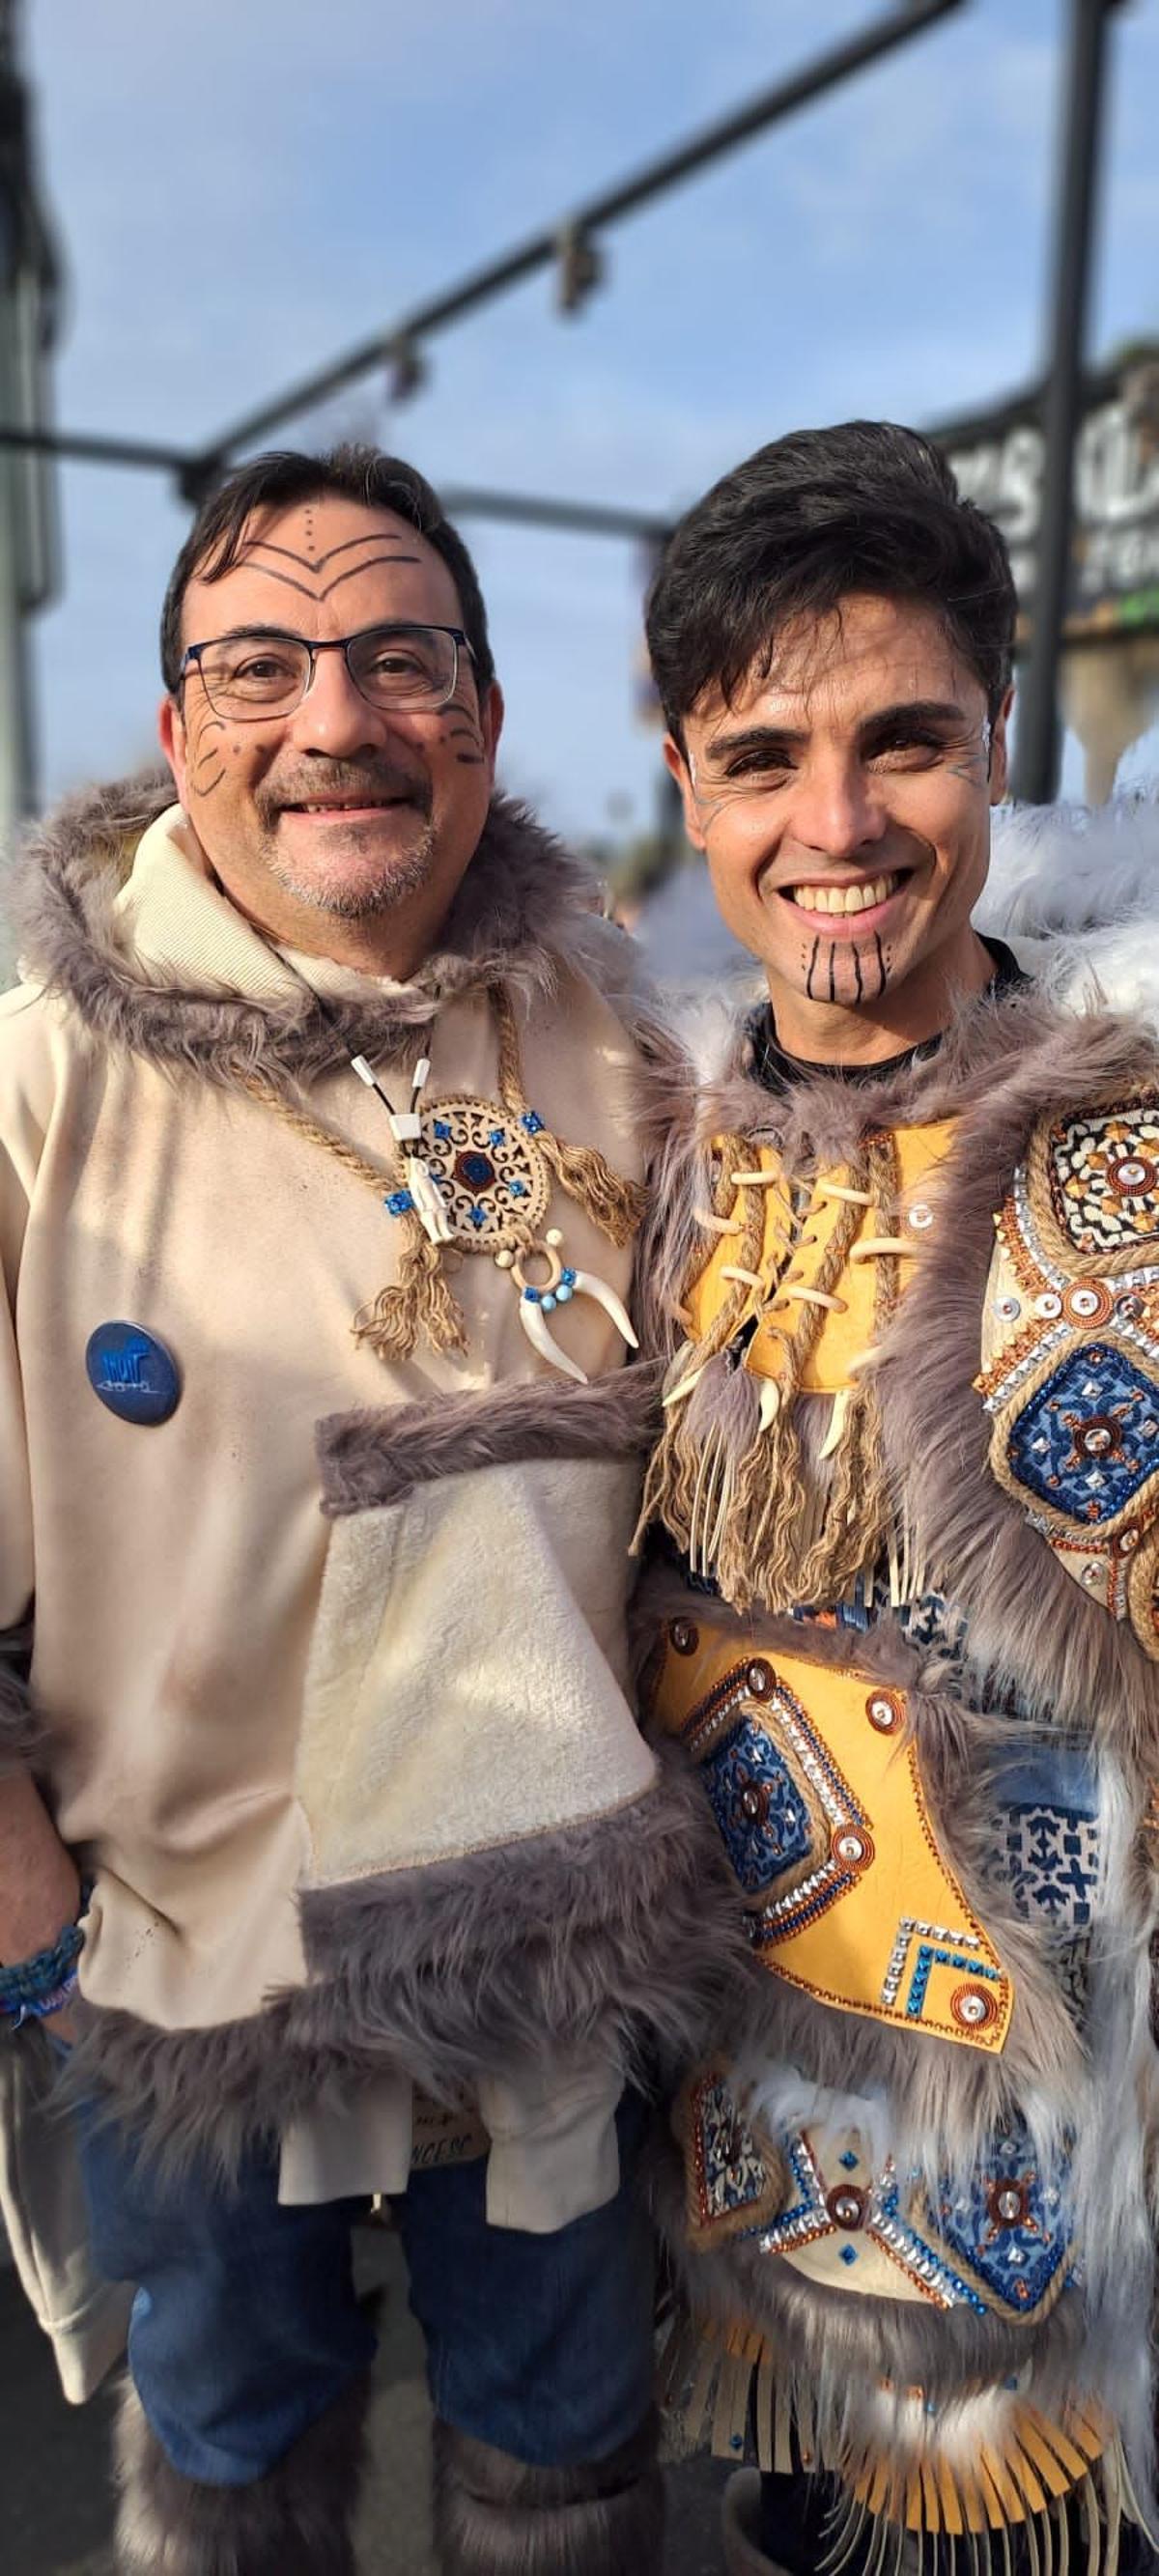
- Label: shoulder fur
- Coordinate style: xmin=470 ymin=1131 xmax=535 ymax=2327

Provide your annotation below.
xmin=8 ymin=771 xmax=651 ymax=1084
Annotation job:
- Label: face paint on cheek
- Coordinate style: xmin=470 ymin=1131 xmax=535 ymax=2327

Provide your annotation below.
xmin=442 ymin=694 xmax=486 ymax=767
xmin=184 ymin=708 xmax=228 ymax=798
xmin=804 ymin=935 xmax=820 ymax=999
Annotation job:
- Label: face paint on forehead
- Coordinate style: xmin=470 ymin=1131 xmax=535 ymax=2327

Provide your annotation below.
xmin=238 ymin=528 xmax=425 ymax=604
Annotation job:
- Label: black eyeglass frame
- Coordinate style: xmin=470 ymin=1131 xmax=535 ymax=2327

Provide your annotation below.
xmin=176 ymin=620 xmax=476 ymax=721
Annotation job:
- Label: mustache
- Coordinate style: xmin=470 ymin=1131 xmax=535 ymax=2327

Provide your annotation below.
xmin=257 ymin=759 xmax=434 ymax=822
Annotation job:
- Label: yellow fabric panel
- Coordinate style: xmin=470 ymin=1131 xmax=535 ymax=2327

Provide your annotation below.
xmin=686 ymin=1120 xmax=959 ymax=1394
xmin=650 ymin=1622 xmax=1012 ymax=2051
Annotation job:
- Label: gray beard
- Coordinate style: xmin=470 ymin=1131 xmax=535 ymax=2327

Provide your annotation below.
xmin=267 ymin=819 xmax=438 ymax=921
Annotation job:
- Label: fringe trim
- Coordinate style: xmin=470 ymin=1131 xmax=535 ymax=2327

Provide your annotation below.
xmin=660 ymin=2314 xmax=1144 ymax=2558
xmin=353 ymin=1228 xmax=470 ymax=1361
xmin=636 ymin=1135 xmax=905 ymax=1613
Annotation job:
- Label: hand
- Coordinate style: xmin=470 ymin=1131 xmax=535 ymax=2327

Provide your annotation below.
xmin=0 ymin=1774 xmax=81 ymax=1967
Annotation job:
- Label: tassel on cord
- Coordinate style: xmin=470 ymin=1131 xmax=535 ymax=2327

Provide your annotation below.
xmin=353 ymin=1228 xmax=469 ymax=1361
xmin=632 ymin=1134 xmax=769 ymax=1559
xmin=491 ymin=984 xmax=646 ymax=1247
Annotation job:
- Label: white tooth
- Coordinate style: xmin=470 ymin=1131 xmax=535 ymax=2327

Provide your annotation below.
xmin=847 ymin=886 xmax=868 ymax=915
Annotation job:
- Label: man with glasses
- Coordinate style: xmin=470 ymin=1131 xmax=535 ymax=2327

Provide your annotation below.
xmin=0 ymin=445 xmax=714 ymax=2573
xmin=634 ymin=421 xmax=1159 ymax=2576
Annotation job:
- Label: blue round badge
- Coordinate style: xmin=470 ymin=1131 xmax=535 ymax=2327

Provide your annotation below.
xmin=85 ymin=1322 xmax=181 ymax=1427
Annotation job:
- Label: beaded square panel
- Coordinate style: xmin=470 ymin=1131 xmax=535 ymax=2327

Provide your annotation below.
xmin=648 ymin=1620 xmax=1012 ymax=2052
xmin=1047 ymin=1108 xmax=1159 ymax=1257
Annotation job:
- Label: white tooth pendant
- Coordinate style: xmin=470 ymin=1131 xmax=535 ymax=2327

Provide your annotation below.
xmin=496 ymin=1228 xmax=638 ymax=1384
xmin=404 ymin=1154 xmax=455 ymax=1246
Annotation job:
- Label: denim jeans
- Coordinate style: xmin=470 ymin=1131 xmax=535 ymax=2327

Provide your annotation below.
xmin=76 ymin=2091 xmax=655 ymax=2486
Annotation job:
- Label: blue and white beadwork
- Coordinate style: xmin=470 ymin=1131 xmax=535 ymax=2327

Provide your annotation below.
xmin=931 ymin=2121 xmax=1073 ymax=2316
xmin=1005 ymin=1342 xmax=1159 ymax=1530
xmin=700 ymin=1718 xmax=814 ymax=1897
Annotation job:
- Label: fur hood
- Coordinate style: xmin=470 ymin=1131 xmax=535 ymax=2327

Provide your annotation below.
xmin=10 ymin=770 xmax=645 ymax=1083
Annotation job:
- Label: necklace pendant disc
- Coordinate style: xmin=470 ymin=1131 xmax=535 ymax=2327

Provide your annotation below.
xmin=413 ymin=1097 xmax=551 ymax=1251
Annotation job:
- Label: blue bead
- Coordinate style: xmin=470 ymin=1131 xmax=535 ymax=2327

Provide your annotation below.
xmin=521 ymin=1111 xmax=545 ymax=1135
xmin=385 ymin=1189 xmax=413 ymax=1217
xmin=555 ymin=1283 xmax=573 ymax=1302
xmin=839 ymin=2246 xmax=859 ymax=2266
xmin=561 ymin=1267 xmax=577 ymax=1287
xmin=489 ymin=1127 xmax=506 ymax=1146
xmin=542 ymin=1293 xmax=556 ymax=1312
xmin=523 ymin=1288 xmax=539 ymax=1304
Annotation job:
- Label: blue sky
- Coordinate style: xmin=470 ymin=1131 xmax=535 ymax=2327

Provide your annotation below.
xmin=23 ymin=0 xmax=1159 ymax=842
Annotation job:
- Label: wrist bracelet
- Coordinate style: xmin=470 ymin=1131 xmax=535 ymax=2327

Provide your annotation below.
xmin=0 ymin=1879 xmax=92 ymax=2025
xmin=6 ymin=1965 xmax=78 ymax=2030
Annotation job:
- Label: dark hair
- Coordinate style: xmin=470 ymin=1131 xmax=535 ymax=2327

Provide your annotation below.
xmin=646 ymin=420 xmax=1015 ymax=742
xmin=160 ymin=442 xmax=495 ymax=696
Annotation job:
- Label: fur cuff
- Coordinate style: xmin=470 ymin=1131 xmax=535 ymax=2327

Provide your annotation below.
xmin=431 ymin=2413 xmax=664 ymax=2576
xmin=69 ymin=1754 xmax=742 ymax=2182
xmin=112 ymin=2368 xmax=370 ymax=2576
xmin=317 ymin=1362 xmax=662 ymax=1516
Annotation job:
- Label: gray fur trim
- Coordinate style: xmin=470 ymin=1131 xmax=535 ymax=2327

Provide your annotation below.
xmin=318 ymin=1362 xmax=663 ymax=1514
xmin=12 ymin=772 xmax=662 ymax=1084
xmin=112 ymin=2366 xmax=370 ymax=2576
xmin=0 ymin=1621 xmax=38 ymax=1775
xmin=431 ymin=2413 xmax=664 ymax=2576
xmin=67 ymin=1755 xmax=741 ymax=2181
xmin=875 ymin=1011 xmax=1159 ymax=1751
xmin=630 ymin=1560 xmax=920 ymax=1688
xmin=640 ymin=976 xmax=1159 ymax=1365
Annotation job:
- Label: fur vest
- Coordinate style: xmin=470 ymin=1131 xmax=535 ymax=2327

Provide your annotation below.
xmin=635 ymin=796 xmax=1159 ymax=2562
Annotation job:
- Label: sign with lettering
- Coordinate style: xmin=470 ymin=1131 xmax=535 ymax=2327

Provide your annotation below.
xmin=937 ymin=352 xmax=1159 ymax=640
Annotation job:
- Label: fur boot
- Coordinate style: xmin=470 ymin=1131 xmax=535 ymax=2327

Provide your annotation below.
xmin=431 ymin=2411 xmax=664 ymax=2574
xmin=112 ymin=2367 xmax=371 ymax=2575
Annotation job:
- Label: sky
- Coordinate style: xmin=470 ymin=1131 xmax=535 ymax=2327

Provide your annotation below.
xmin=20 ymin=0 xmax=1159 ymax=847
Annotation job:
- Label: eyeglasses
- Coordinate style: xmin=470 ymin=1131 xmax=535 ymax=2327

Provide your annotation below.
xmin=178 ymin=620 xmax=475 ymax=722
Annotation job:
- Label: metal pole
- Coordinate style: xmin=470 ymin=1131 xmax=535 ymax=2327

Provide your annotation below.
xmin=1010 ymin=0 xmax=1123 ymax=805
xmin=192 ymin=0 xmax=966 ymax=470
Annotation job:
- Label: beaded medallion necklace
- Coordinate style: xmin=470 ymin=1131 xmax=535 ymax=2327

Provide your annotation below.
xmin=245 ymin=966 xmax=644 ymax=1382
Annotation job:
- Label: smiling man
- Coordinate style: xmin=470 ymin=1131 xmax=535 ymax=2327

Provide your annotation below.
xmin=0 ymin=446 xmax=717 ymax=2575
xmin=635 ymin=424 xmax=1159 ymax=2576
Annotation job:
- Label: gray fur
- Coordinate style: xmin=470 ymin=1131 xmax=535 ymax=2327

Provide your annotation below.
xmin=112 ymin=2367 xmax=370 ymax=2576
xmin=318 ymin=1361 xmax=663 ymax=1515
xmin=12 ymin=772 xmax=665 ymax=1085
xmin=874 ymin=1016 xmax=1159 ymax=1755
xmin=431 ymin=2414 xmax=664 ymax=2576
xmin=66 ymin=1754 xmax=741 ymax=2181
